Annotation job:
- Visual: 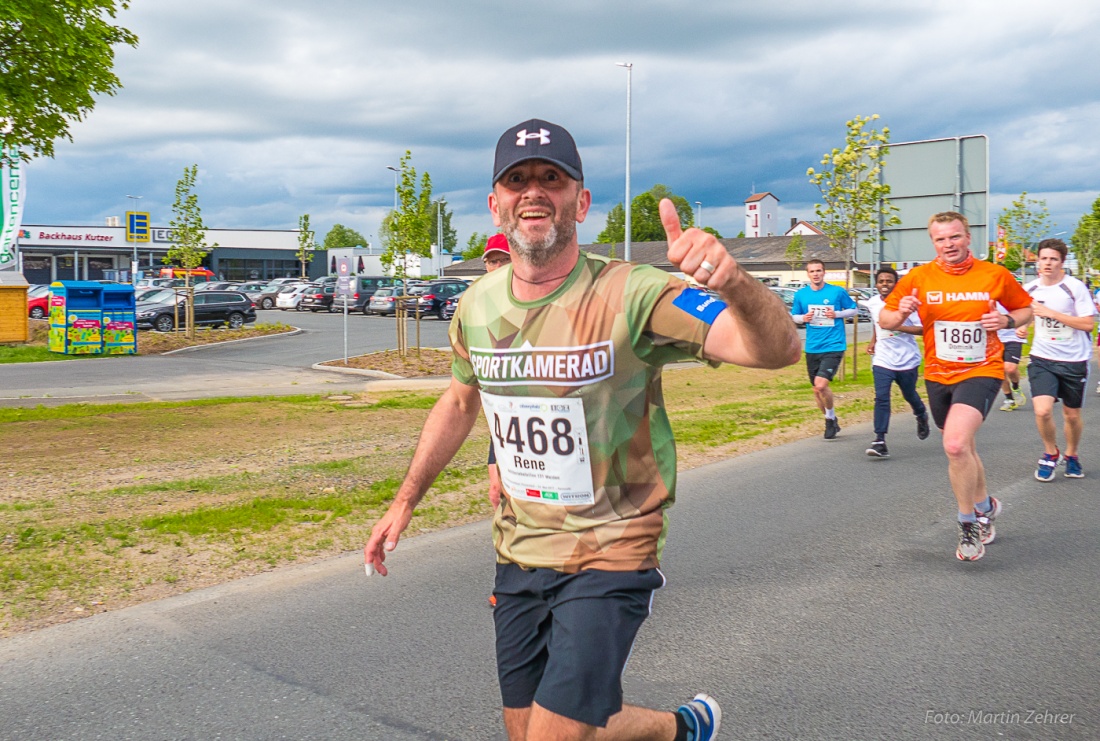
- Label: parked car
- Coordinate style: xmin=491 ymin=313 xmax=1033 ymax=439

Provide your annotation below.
xmin=366 ymin=287 xmax=403 ymax=316
xmin=298 ymin=284 xmax=337 ymax=312
xmin=194 ymin=281 xmax=239 ymax=292
xmin=255 ymin=283 xmax=286 ymax=310
xmin=267 ymin=277 xmax=307 ymax=288
xmin=136 ymin=291 xmax=256 ymax=332
xmin=416 ymin=279 xmax=469 ymax=319
xmin=27 ymin=287 xmax=50 ymax=319
xmin=275 ymin=283 xmax=313 ymax=311
xmin=440 ymin=286 xmax=467 ymax=320
xmin=331 ymin=276 xmax=405 ymax=314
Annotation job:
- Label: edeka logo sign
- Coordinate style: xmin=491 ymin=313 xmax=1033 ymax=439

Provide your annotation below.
xmin=152 ymin=227 xmax=178 ymax=243
xmin=0 ymin=144 xmax=24 ymax=269
xmin=469 ymin=340 xmax=615 ymax=387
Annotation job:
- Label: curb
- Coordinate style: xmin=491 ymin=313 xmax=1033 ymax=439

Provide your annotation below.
xmin=158 ymin=327 xmax=303 ymax=355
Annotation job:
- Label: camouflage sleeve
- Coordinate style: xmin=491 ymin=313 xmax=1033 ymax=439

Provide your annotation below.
xmin=626 ymin=265 xmax=716 ymax=367
xmin=448 ymin=303 xmax=478 ymax=386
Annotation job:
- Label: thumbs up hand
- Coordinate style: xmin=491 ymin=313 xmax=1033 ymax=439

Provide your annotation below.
xmin=980 ymin=299 xmax=1003 ymax=332
xmin=898 ymin=287 xmax=920 ymax=316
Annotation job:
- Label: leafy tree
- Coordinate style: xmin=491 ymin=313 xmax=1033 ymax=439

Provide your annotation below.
xmin=997 ymin=192 xmax=1050 ymax=279
xmin=702 ymin=226 xmax=724 ymax=239
xmin=167 ymin=164 xmax=218 ymax=339
xmin=1070 ymin=193 xmax=1100 ymax=279
xmin=596 ymin=184 xmax=695 ymax=243
xmin=296 ymin=214 xmax=315 ymax=278
xmin=380 ymin=150 xmax=434 ymax=279
xmin=322 ymin=223 xmax=367 ymax=250
xmin=1 ymin=0 xmax=138 ymax=163
xmin=462 ymin=232 xmax=491 ymax=261
xmin=785 ymin=233 xmax=806 ymax=272
xmin=807 ymin=114 xmax=900 ymax=379
xmin=736 ymin=230 xmax=746 ymax=238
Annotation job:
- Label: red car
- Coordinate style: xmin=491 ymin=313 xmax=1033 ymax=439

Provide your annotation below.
xmin=27 ymin=285 xmax=50 ymax=319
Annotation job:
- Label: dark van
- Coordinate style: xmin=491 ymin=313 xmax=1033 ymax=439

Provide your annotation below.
xmin=332 ymin=276 xmax=409 ymax=314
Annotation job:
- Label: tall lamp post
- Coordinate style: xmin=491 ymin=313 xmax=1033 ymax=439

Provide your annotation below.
xmin=695 ymin=201 xmax=702 ymax=230
xmin=126 ymin=194 xmax=142 ymax=283
xmin=615 ymin=62 xmax=632 ymax=262
xmin=386 ymin=165 xmax=399 ymax=212
xmin=435 ymin=196 xmax=446 ymax=277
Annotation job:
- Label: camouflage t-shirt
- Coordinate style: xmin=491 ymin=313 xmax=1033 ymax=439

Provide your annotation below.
xmin=449 ymin=251 xmax=722 ymax=572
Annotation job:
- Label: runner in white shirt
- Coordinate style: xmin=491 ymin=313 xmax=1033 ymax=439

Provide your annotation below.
xmin=863 ymin=266 xmax=930 ymax=458
xmin=1016 ymin=239 xmax=1098 ymax=480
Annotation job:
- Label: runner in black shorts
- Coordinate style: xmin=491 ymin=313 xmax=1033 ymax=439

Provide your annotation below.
xmin=805 ymin=351 xmax=844 ymax=384
xmin=1016 ymin=239 xmax=1097 ymax=481
xmin=879 ymin=212 xmax=1032 ymax=561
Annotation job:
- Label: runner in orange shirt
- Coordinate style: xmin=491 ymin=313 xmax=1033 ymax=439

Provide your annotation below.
xmin=880 ymin=212 xmax=1031 ymax=561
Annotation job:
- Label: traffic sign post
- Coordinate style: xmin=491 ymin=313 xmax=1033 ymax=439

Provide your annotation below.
xmin=337 ymin=257 xmax=352 ymax=364
xmin=126 ymin=212 xmax=150 ymax=283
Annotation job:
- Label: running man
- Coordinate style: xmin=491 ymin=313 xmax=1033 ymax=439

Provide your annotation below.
xmin=364 ymin=119 xmax=800 ymax=740
xmin=863 ymin=266 xmax=930 ymax=458
xmin=1016 ymin=238 xmax=1097 ymax=480
xmin=880 ymin=212 xmax=1032 ymax=561
xmin=997 ymin=303 xmax=1027 ymax=411
xmin=791 ymin=259 xmax=859 ymax=439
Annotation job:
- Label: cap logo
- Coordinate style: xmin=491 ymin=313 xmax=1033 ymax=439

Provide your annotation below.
xmin=516 ymin=128 xmax=550 ymax=146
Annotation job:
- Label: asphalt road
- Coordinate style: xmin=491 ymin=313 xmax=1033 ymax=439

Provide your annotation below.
xmin=1 ymin=392 xmax=1097 ymax=740
xmin=0 ymin=310 xmax=454 ymax=406
xmin=1 ymin=312 xmax=856 ymax=407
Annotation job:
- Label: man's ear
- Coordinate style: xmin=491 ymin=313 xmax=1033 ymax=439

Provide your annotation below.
xmin=488 ymin=191 xmax=502 ymax=228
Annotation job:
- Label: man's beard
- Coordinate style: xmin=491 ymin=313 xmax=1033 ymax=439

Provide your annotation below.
xmin=501 ymin=201 xmax=577 ymax=268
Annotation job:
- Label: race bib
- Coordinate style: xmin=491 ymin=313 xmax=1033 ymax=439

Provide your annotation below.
xmin=875 ymin=324 xmax=901 ymax=340
xmin=934 ymin=320 xmax=986 ymax=363
xmin=479 ymin=392 xmax=595 ymax=506
xmin=1036 ymin=316 xmax=1074 ymax=343
xmin=808 ymin=305 xmax=834 ymax=327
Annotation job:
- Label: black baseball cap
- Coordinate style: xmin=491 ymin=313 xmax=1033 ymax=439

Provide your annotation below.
xmin=492 ymin=119 xmax=583 ymax=184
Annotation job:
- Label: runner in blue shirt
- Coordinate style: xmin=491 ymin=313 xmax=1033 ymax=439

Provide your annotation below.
xmin=791 ymin=259 xmax=858 ymax=439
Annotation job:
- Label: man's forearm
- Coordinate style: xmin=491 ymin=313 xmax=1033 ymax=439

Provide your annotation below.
xmin=393 ymin=380 xmax=482 ymax=508
xmin=713 ymin=274 xmax=801 ymax=368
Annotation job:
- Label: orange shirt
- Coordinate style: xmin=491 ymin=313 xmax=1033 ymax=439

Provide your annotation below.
xmin=886 ymin=260 xmax=1031 ymax=384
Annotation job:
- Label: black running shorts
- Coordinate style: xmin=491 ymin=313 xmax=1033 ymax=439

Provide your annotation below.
xmin=925 ymin=376 xmax=1002 ymax=429
xmin=1028 ymin=355 xmax=1090 ymax=409
xmin=806 ymin=351 xmax=844 ymax=383
xmin=1002 ymin=341 xmax=1024 ymax=365
xmin=492 ymin=563 xmax=664 ymax=727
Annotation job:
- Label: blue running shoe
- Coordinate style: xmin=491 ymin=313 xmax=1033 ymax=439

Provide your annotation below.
xmin=1064 ymin=455 xmax=1084 ymax=478
xmin=678 ymin=693 xmax=722 ymax=741
xmin=1035 ymin=452 xmax=1059 ymax=482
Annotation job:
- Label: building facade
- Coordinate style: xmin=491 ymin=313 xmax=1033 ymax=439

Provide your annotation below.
xmin=744 ymin=192 xmax=780 ymax=237
xmin=14 ymin=224 xmax=319 ymax=284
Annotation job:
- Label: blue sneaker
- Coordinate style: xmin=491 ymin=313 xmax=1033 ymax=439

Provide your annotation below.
xmin=1035 ymin=452 xmax=1060 ymax=482
xmin=1064 ymin=455 xmax=1084 ymax=478
xmin=678 ymin=693 xmax=722 ymax=741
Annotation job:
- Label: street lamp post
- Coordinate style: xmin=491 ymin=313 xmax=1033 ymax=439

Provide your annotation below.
xmin=615 ymin=62 xmax=632 ymax=262
xmin=695 ymin=201 xmax=702 ymax=230
xmin=435 ymin=197 xmax=446 ymax=277
xmin=386 ymin=165 xmax=399 ymax=212
xmin=126 ymin=194 xmax=142 ymax=283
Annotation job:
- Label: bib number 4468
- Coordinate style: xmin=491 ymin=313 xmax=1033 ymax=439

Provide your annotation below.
xmin=493 ymin=414 xmax=575 ymax=456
